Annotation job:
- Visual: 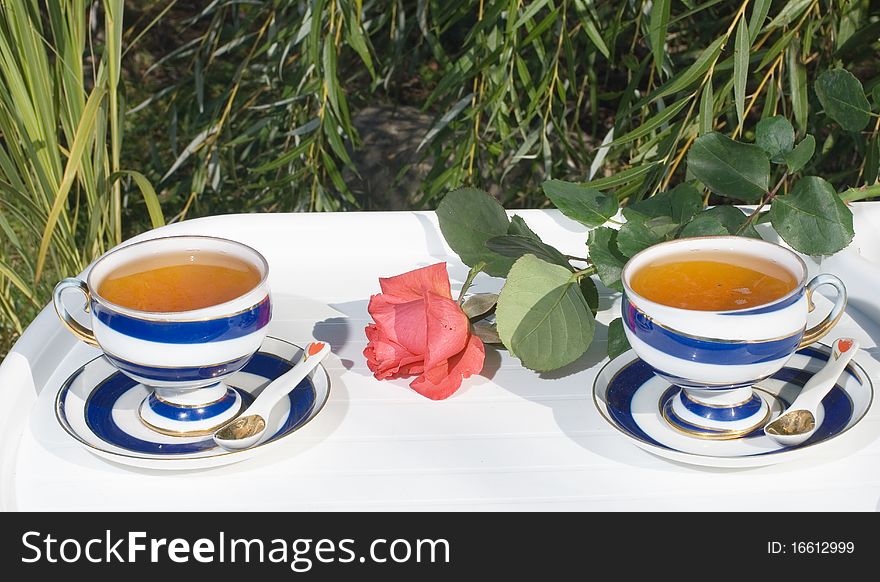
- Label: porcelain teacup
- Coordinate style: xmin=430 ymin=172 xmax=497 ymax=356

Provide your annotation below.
xmin=53 ymin=235 xmax=271 ymax=436
xmin=620 ymin=236 xmax=846 ymax=440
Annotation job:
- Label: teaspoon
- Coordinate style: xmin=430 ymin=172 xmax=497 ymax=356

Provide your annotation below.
xmin=213 ymin=341 xmax=330 ymax=450
xmin=764 ymin=337 xmax=858 ymax=446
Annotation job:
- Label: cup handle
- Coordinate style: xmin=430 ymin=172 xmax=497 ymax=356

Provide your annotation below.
xmin=53 ymin=277 xmax=99 ymax=348
xmin=798 ymin=274 xmax=847 ymax=349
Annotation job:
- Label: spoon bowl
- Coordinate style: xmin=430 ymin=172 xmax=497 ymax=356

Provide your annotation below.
xmin=764 ymin=408 xmax=825 ymax=447
xmin=214 ymin=414 xmax=267 ymax=449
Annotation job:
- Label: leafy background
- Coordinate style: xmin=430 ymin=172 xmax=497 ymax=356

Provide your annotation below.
xmin=1 ymin=0 xmax=879 ymax=358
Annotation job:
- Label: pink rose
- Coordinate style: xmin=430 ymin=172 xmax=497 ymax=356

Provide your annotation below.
xmin=363 ymin=263 xmax=485 ymax=400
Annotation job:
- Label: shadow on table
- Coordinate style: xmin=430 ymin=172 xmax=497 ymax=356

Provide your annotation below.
xmin=495 ymin=323 xmax=774 ymax=474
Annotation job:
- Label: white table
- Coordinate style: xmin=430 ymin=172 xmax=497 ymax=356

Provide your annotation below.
xmin=3 ymin=206 xmax=880 ymax=511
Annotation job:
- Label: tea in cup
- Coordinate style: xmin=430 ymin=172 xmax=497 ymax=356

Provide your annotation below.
xmin=53 ymin=235 xmax=272 ymax=436
xmin=620 ymin=236 xmax=846 ymax=440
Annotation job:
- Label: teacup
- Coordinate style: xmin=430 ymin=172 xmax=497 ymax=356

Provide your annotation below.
xmin=53 ymin=235 xmax=271 ymax=436
xmin=620 ymin=236 xmax=846 ymax=440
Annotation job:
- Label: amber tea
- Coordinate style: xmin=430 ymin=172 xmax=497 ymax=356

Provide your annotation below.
xmin=629 ymin=251 xmax=798 ymax=311
xmin=97 ymin=251 xmax=261 ymax=312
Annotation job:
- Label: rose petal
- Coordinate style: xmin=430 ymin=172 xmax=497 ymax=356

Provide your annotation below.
xmin=364 ymin=324 xmax=424 ymax=379
xmin=410 ymin=334 xmax=485 ymax=400
xmin=368 ymin=293 xmax=427 ymax=356
xmin=423 ymin=291 xmax=469 ymax=370
xmin=379 ymin=262 xmax=452 ymax=301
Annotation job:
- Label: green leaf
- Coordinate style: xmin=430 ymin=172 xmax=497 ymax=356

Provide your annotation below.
xmin=472 ymin=320 xmax=502 ymax=345
xmin=461 ymin=293 xmax=498 ymax=321
xmin=617 ymin=215 xmax=679 ymax=257
xmin=0 ymin=259 xmax=39 ymax=307
xmin=699 ymin=80 xmax=714 ymax=135
xmin=110 ymin=170 xmax=164 ymax=228
xmin=35 ymin=85 xmax=106 ymax=282
xmin=815 ymin=68 xmax=872 ymax=132
xmin=834 ymin=20 xmax=880 ymax=61
xmin=756 ymin=116 xmax=795 ymax=162
xmin=652 ymin=36 xmax=725 ymax=102
xmin=507 ymin=215 xmax=541 ymax=240
xmin=607 ymin=318 xmax=631 ymax=360
xmin=649 ymin=0 xmax=671 ymax=73
xmin=496 ymin=255 xmax=595 ymax=371
xmin=787 ymin=44 xmax=808 ymax=134
xmin=581 ymin=13 xmax=610 ymax=59
xmin=627 ymin=183 xmax=703 ymax=223
xmin=687 ymin=132 xmax=770 ymax=203
xmin=485 ymin=235 xmax=572 ymax=270
xmin=587 ymin=227 xmax=628 ymax=292
xmin=701 ymin=205 xmax=761 ymax=238
xmin=865 ymin=137 xmax=880 ymax=185
xmin=542 ymin=180 xmax=617 ymax=227
xmin=748 ymin=0 xmax=773 ymax=42
xmin=345 ymin=11 xmax=375 ymax=78
xmin=580 ymin=276 xmax=599 ymax=315
xmin=605 ymin=96 xmax=690 ymax=148
xmin=765 ymin=0 xmax=813 ymax=31
xmin=418 ymin=93 xmax=473 ymax=152
xmin=768 ymin=176 xmax=855 ymax=255
xmin=782 ymin=135 xmax=816 ymax=174
xmin=585 ymin=162 xmax=660 ymax=190
xmin=679 ymin=214 xmax=729 ymax=238
xmin=733 ymin=16 xmax=749 ymax=129
xmin=436 ymin=188 xmax=513 ymax=277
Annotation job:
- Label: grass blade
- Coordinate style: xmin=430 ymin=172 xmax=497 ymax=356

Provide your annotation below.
xmin=111 ymin=170 xmax=165 ymax=228
xmin=734 ymin=16 xmax=749 ymax=130
xmin=34 ymin=86 xmax=106 ymax=283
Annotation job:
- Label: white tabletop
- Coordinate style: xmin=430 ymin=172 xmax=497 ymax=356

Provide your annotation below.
xmin=3 ymin=206 xmax=880 ymax=511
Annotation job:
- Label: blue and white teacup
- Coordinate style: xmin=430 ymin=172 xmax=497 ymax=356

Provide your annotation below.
xmin=53 ymin=235 xmax=271 ymax=436
xmin=621 ymin=236 xmax=846 ymax=440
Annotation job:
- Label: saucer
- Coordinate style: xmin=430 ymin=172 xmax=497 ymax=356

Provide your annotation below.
xmin=55 ymin=336 xmax=330 ymax=470
xmin=592 ymin=343 xmax=873 ymax=468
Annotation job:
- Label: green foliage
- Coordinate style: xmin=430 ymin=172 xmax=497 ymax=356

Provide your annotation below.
xmin=437 ymin=28 xmax=879 ymax=367
xmin=436 ymin=187 xmax=514 ymax=277
xmin=586 ymin=228 xmax=626 ymax=293
xmin=814 ymin=68 xmax=872 ymax=132
xmin=541 ymin=181 xmax=616 ymax=227
xmin=756 ymin=116 xmax=796 ymax=162
xmin=3 ymin=1 xmax=880 ymax=358
xmin=688 ymin=133 xmax=770 ymax=203
xmin=0 ymin=1 xmax=163 ymax=351
xmin=616 ymin=213 xmax=678 ymax=256
xmin=495 ymin=254 xmax=594 ymax=372
xmin=607 ymin=318 xmax=631 ymax=361
xmin=122 ymin=0 xmax=880 ymax=218
xmin=486 ymin=234 xmax=572 ymax=271
xmin=768 ymin=177 xmax=854 ymax=255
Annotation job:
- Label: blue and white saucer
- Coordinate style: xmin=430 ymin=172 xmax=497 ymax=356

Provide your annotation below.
xmin=55 ymin=337 xmax=330 ymax=470
xmin=593 ymin=344 xmax=874 ymax=468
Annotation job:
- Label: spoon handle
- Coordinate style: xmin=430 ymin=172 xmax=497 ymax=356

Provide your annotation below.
xmin=789 ymin=338 xmax=858 ymax=411
xmin=248 ymin=341 xmax=331 ymax=415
